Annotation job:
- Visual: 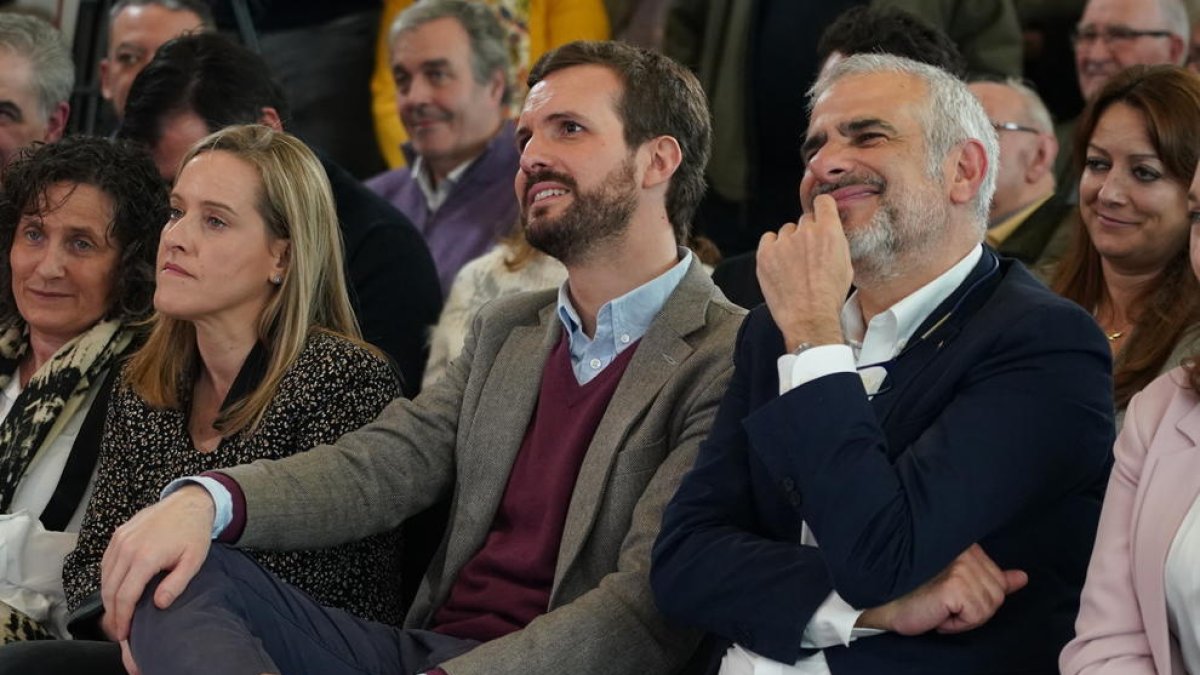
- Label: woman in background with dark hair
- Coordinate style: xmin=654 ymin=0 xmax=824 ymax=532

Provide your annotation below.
xmin=0 ymin=136 xmax=167 ymax=640
xmin=1052 ymin=65 xmax=1200 ymax=427
xmin=1062 ymin=157 xmax=1200 ymax=674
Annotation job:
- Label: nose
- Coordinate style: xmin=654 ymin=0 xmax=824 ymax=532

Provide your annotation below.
xmin=518 ymin=132 xmax=551 ymax=175
xmin=1095 ymin=172 xmax=1128 ymax=206
xmin=32 ymin=245 xmax=65 ymax=280
xmin=160 ymin=213 xmax=191 ymax=253
xmin=1076 ymin=34 xmax=1113 ymax=63
xmin=804 ymin=142 xmax=852 ymax=186
xmin=400 ymin=74 xmax=434 ymax=109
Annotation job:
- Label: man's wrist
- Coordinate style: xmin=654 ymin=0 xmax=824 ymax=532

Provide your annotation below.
xmin=782 ymin=322 xmax=844 ymax=353
xmin=856 ymin=603 xmax=894 ymax=631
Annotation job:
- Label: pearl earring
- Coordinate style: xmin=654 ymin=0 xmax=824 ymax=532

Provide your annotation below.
xmin=270 ymin=274 xmax=283 ymax=285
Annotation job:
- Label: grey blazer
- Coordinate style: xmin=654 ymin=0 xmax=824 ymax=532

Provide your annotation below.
xmin=222 ymin=260 xmax=746 ymax=674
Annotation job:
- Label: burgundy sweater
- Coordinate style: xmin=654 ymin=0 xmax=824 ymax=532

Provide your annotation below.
xmin=430 ymin=332 xmax=639 ymax=641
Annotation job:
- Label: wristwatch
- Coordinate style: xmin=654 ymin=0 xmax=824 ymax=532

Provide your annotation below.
xmin=790 ymin=342 xmax=816 ymax=356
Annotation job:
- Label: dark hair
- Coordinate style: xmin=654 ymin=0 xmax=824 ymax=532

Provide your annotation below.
xmin=0 ymin=136 xmax=169 ymax=324
xmin=1053 ymin=65 xmax=1200 ymax=408
xmin=118 ymin=32 xmax=289 ymax=150
xmin=108 ymin=0 xmax=215 ymax=30
xmin=528 ymin=41 xmax=711 ymax=243
xmin=817 ymin=6 xmax=968 ymax=79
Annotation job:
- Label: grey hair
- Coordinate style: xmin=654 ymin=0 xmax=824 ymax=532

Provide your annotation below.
xmin=108 ymin=0 xmax=215 ymax=28
xmin=1001 ymin=77 xmax=1054 ymax=133
xmin=808 ymin=53 xmax=998 ymax=233
xmin=389 ymin=0 xmax=511 ymax=106
xmin=0 ymin=13 xmax=73 ymax=122
xmin=1157 ymin=0 xmax=1189 ymax=45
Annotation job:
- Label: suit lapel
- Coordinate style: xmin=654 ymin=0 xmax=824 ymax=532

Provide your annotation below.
xmin=447 ymin=306 xmax=559 ymax=567
xmin=552 ymin=262 xmax=713 ymax=587
xmin=871 ymin=252 xmax=1003 ymax=428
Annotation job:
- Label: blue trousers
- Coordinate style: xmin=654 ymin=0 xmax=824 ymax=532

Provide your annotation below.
xmin=128 ymin=544 xmax=476 ymax=675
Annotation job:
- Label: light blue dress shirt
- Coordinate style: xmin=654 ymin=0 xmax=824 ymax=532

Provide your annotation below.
xmin=556 ymin=249 xmax=692 ymax=384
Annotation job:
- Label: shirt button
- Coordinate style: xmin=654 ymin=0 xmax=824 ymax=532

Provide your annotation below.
xmin=620 ymin=334 xmax=631 ymax=343
xmin=590 ymin=358 xmax=602 ymax=369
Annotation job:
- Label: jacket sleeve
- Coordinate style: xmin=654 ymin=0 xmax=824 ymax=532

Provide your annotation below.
xmin=651 ymin=313 xmax=835 ymax=664
xmin=221 ymin=307 xmax=485 ymax=551
xmin=437 ymin=351 xmax=734 ymax=675
xmin=744 ymin=302 xmax=1114 ymax=609
xmin=1059 ymin=387 xmax=1163 ymax=675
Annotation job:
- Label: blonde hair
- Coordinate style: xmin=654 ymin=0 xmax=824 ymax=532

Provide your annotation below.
xmin=127 ymin=124 xmax=363 ymax=434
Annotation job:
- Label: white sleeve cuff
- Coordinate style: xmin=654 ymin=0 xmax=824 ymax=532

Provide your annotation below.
xmin=160 ymin=476 xmax=231 ymax=540
xmin=800 ymin=591 xmax=884 ymax=649
xmin=777 ymin=345 xmax=856 ymax=395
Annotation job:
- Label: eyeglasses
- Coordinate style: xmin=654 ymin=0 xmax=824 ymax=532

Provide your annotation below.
xmin=991 ymin=121 xmax=1042 ymax=135
xmin=1071 ymin=25 xmax=1173 ymax=47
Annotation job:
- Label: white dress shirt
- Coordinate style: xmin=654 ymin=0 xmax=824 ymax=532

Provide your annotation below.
xmin=0 ymin=375 xmax=101 ymax=637
xmin=722 ymin=245 xmax=983 ymax=675
xmin=412 ymin=155 xmax=476 ymax=213
xmin=1166 ymin=490 xmax=1200 ymax=674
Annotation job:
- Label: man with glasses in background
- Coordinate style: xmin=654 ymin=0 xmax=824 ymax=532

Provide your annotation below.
xmin=968 ymin=78 xmax=1070 ymax=267
xmin=1034 ymin=0 xmax=1188 ymax=269
xmin=1072 ymin=0 xmax=1187 ymax=102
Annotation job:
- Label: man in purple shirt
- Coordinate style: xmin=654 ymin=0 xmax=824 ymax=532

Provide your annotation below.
xmin=366 ymin=0 xmax=520 ymax=295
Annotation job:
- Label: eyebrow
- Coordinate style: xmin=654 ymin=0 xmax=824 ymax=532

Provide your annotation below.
xmin=1086 ymin=142 xmax=1161 ymax=162
xmin=171 ymin=193 xmax=240 ymax=215
xmin=199 ymin=199 xmax=239 ymax=215
xmin=0 ymin=100 xmax=24 ymax=123
xmin=801 ymin=118 xmax=898 ymax=162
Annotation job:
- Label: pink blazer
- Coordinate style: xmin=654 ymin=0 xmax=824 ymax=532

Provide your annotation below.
xmin=1061 ymin=368 xmax=1200 ymax=675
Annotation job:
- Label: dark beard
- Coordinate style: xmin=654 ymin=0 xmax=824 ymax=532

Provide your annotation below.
xmin=522 ymin=159 xmax=638 ymax=266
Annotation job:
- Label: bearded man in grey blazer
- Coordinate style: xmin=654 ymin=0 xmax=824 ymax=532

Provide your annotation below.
xmin=8 ymin=41 xmax=745 ymax=675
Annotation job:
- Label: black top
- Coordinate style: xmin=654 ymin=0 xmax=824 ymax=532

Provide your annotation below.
xmin=322 ymin=155 xmax=443 ymax=398
xmin=63 ymin=331 xmax=405 ymax=625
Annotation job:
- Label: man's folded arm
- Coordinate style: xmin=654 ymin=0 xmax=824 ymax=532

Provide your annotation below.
xmin=196 ymin=304 xmax=493 ymax=551
xmin=652 ymin=321 xmax=840 ymax=664
xmin=744 ymin=303 xmax=1114 ymax=608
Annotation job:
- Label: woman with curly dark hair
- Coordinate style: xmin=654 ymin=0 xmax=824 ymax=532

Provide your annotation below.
xmin=0 ymin=136 xmax=167 ymax=641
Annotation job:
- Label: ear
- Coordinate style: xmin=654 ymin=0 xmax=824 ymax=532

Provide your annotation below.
xmin=1024 ymin=133 xmax=1059 ymax=184
xmin=99 ymin=59 xmax=113 ymax=101
xmin=641 ymin=135 xmax=683 ymax=191
xmin=487 ymin=68 xmax=506 ymax=108
xmin=1168 ymin=34 xmax=1187 ymax=65
xmin=947 ymin=138 xmax=987 ymax=207
xmin=43 ymin=102 xmax=69 ymax=143
xmin=258 ymin=107 xmax=284 ymax=132
xmin=268 ymin=237 xmax=290 ymax=281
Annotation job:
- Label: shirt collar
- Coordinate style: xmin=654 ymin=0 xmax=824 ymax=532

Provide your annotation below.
xmin=841 ymin=244 xmax=983 ymax=364
xmin=412 ymin=154 xmax=477 ymax=212
xmin=556 ymin=248 xmax=693 ymax=351
xmin=986 ymin=193 xmax=1054 ymax=248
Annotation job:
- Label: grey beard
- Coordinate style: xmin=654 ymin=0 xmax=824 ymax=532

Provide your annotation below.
xmin=847 ymin=183 xmax=948 ymax=289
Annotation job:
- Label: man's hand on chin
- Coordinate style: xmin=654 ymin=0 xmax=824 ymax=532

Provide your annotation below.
xmin=756 ymin=193 xmax=852 ymax=351
xmin=856 ymin=543 xmax=1028 ymax=636
xmin=100 ymin=484 xmax=216 ymax=642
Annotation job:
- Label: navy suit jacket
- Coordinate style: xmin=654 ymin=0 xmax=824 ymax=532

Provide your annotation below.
xmin=652 ymin=252 xmax=1115 ymax=674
